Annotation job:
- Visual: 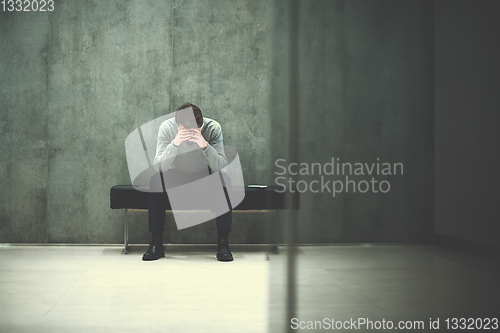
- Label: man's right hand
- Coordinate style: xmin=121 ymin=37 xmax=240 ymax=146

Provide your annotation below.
xmin=172 ymin=128 xmax=195 ymax=147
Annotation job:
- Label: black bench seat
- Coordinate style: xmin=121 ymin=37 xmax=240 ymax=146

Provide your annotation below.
xmin=110 ymin=185 xmax=289 ymax=210
xmin=110 ymin=185 xmax=298 ymax=253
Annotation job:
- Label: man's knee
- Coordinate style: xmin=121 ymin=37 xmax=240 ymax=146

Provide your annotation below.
xmin=220 ymin=173 xmax=232 ymax=188
xmin=149 ymin=173 xmax=164 ymax=192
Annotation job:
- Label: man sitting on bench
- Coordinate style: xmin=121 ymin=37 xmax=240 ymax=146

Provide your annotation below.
xmin=143 ymin=102 xmax=234 ymax=262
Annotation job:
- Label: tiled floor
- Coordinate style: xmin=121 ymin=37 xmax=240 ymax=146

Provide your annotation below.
xmin=269 ymin=245 xmax=500 ymax=333
xmin=0 ymin=244 xmax=499 ymax=333
xmin=0 ymin=245 xmax=268 ymax=333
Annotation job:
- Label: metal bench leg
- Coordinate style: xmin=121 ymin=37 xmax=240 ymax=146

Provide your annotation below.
xmin=272 ymin=213 xmax=279 ymax=254
xmin=124 ymin=209 xmax=129 ymax=254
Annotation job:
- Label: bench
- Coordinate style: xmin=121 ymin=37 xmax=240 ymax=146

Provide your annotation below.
xmin=110 ymin=185 xmax=298 ymax=253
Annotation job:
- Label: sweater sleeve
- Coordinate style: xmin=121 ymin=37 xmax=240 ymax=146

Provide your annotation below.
xmin=153 ymin=122 xmax=179 ymax=170
xmin=202 ymin=123 xmax=228 ymax=172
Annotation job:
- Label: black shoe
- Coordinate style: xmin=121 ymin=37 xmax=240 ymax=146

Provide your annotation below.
xmin=142 ymin=239 xmax=165 ymax=261
xmin=217 ymin=238 xmax=233 ymax=262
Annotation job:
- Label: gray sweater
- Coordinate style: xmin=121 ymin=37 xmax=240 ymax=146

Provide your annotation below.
xmin=153 ymin=117 xmax=228 ymax=173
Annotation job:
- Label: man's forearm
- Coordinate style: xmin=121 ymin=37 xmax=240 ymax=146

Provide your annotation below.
xmin=203 ymin=144 xmax=228 ymax=172
xmin=154 ymin=142 xmax=179 ymax=170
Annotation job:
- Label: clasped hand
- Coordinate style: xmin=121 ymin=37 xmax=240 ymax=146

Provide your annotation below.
xmin=172 ymin=127 xmax=207 ymax=149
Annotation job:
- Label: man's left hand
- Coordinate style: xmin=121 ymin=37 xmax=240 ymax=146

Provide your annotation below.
xmin=189 ymin=128 xmax=208 ymax=149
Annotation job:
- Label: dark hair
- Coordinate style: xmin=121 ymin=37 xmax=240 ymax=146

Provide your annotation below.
xmin=175 ymin=102 xmax=203 ymax=128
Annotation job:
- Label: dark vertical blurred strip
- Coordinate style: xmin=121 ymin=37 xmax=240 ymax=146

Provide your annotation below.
xmin=286 ymin=0 xmax=299 ymax=332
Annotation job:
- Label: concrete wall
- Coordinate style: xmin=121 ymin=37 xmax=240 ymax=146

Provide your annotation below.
xmin=434 ymin=0 xmax=500 ymax=247
xmin=270 ymin=0 xmax=434 ymax=243
xmin=0 ymin=0 xmax=273 ymax=244
xmin=1 ymin=0 xmax=434 ymax=244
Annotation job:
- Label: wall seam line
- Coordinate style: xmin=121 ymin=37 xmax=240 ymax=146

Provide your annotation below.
xmin=45 ymin=11 xmax=51 ymax=244
xmin=170 ymin=0 xmax=175 ymax=113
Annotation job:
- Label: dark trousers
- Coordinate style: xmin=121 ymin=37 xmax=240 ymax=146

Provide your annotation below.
xmin=148 ymin=168 xmax=232 ymax=232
